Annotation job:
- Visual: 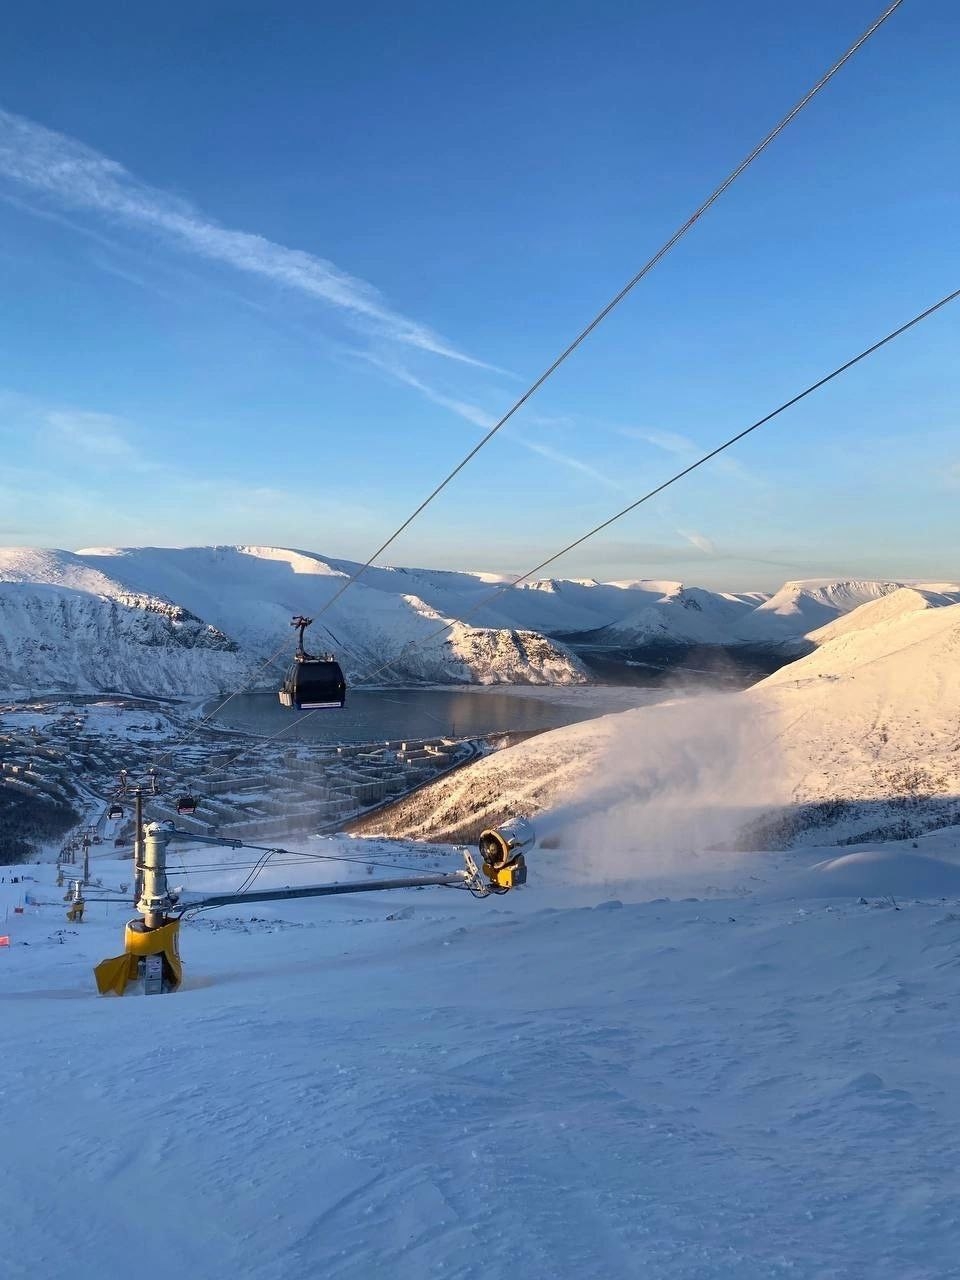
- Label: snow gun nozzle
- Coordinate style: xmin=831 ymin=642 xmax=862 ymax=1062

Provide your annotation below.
xmin=478 ymin=817 xmax=535 ymax=890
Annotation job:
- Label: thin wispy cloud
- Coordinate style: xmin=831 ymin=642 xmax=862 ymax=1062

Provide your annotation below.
xmin=619 ymin=423 xmax=763 ymax=488
xmin=366 ymin=357 xmax=498 ymax=430
xmin=0 ymin=106 xmax=495 ymax=370
xmin=47 ymin=410 xmax=147 ymax=465
xmin=88 ymin=249 xmax=275 ymax=319
xmin=515 ymin=437 xmax=624 ymax=491
xmin=621 ymin=427 xmax=698 ymax=455
xmin=360 ymin=353 xmax=624 ymax=490
xmin=677 ymin=528 xmax=716 ymax=555
xmin=0 ymin=392 xmax=377 ymax=542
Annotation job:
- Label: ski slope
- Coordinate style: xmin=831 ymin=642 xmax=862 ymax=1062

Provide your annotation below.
xmin=4 ymin=833 xmax=960 ymax=1280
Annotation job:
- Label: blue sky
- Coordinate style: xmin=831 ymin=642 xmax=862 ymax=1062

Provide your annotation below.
xmin=0 ymin=0 xmax=956 ymax=590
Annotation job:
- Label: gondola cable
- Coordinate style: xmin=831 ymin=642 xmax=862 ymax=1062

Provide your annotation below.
xmin=352 ymin=283 xmax=960 ymax=688
xmin=302 ymin=0 xmax=905 ymax=628
xmin=189 ymin=282 xmax=959 ymax=782
xmin=148 ymin=0 xmax=904 ymax=778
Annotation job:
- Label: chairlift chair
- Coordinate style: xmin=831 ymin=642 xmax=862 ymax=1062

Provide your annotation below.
xmin=278 ymin=616 xmax=346 ymax=711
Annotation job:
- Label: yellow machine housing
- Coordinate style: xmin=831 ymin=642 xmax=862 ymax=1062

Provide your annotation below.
xmin=94 ymin=917 xmax=183 ymax=996
xmin=478 ymin=818 xmax=533 ymax=891
xmin=483 ymin=853 xmax=527 ymax=890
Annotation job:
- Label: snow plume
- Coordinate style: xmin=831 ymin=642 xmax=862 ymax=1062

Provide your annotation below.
xmin=0 ymin=107 xmax=491 ymax=369
xmin=539 ymin=692 xmax=789 ymax=883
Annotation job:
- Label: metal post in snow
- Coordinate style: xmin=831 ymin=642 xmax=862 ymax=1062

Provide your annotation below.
xmin=138 ymin=822 xmax=172 ymax=930
xmin=133 ymin=789 xmax=144 ymax=907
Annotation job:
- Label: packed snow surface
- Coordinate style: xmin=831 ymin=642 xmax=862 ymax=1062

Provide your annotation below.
xmin=4 ymin=827 xmax=960 ymax=1279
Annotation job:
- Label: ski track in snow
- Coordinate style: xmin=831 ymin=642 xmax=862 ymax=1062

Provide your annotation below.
xmin=3 ymin=843 xmax=960 ymax=1280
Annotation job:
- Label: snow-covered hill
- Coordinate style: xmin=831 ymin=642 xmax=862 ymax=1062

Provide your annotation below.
xmin=567 ymin=582 xmax=765 ymax=647
xmin=4 ymin=575 xmax=959 ymax=1277
xmin=577 ymin=578 xmax=925 ymax=650
xmin=735 ymin=578 xmax=908 ymax=644
xmin=0 ymin=546 xmax=589 ymax=696
xmin=803 ymin=584 xmax=960 ymax=645
xmin=367 ymin=592 xmax=960 ymax=853
xmin=0 ymin=544 xmax=953 ymax=698
xmin=0 ymin=550 xmax=246 ymax=698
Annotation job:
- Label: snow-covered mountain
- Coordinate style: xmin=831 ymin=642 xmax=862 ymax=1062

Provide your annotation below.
xmin=803 ymin=584 xmax=960 ymax=645
xmin=566 ymin=578 xmax=928 ymax=650
xmin=0 ymin=550 xmax=246 ymax=698
xmin=0 ymin=544 xmax=954 ymax=698
xmin=734 ymin=578 xmax=910 ymax=645
xmin=565 ymin=582 xmax=766 ymax=647
xmin=0 ymin=546 xmax=589 ymax=697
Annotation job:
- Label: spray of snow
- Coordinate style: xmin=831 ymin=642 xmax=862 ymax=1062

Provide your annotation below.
xmin=538 ymin=691 xmax=791 ymax=883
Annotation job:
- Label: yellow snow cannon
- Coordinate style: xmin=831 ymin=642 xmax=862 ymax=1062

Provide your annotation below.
xmin=94 ymin=918 xmax=183 ymax=996
xmin=478 ymin=817 xmax=535 ymax=890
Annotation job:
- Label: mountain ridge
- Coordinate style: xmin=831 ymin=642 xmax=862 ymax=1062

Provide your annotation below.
xmin=0 ymin=544 xmax=955 ymax=698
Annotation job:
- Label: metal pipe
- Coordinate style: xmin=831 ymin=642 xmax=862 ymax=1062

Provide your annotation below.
xmin=138 ymin=822 xmax=172 ymax=928
xmin=133 ymin=789 xmax=144 ymax=907
xmin=178 ymin=872 xmax=467 ymax=912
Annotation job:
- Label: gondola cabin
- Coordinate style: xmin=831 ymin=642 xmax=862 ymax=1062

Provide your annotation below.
xmin=279 ymin=615 xmax=346 ymax=710
xmin=279 ymin=655 xmax=346 ymax=710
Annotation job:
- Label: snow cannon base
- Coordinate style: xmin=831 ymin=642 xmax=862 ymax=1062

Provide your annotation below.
xmin=94 ymin=918 xmax=183 ymax=996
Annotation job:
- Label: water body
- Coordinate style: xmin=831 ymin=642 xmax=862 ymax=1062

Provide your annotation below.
xmin=207 ymin=686 xmax=660 ymax=745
